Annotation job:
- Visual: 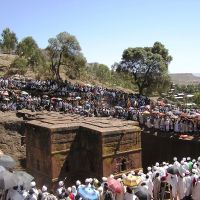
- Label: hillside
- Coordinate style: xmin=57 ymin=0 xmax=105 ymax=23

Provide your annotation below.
xmin=170 ymin=73 xmax=200 ymax=85
xmin=0 ymin=53 xmax=16 ymax=75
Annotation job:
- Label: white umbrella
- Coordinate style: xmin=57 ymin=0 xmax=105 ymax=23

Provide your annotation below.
xmin=13 ymin=171 xmax=34 ymax=189
xmin=114 ymin=106 xmax=123 ymax=109
xmin=21 ymin=91 xmax=28 ymax=95
xmin=0 ymin=170 xmax=20 ymax=189
xmin=0 ymin=155 xmax=16 ymax=169
xmin=186 ymin=94 xmax=194 ymax=98
xmin=2 ymin=91 xmax=9 ymax=96
xmin=75 ymin=96 xmax=81 ymax=100
xmin=0 ymin=166 xmax=6 ymax=173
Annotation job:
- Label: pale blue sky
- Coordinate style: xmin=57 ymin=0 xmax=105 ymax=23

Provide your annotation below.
xmin=1 ymin=0 xmax=200 ymax=73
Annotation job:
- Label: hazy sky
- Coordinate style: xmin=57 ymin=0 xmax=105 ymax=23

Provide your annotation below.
xmin=1 ymin=0 xmax=200 ymax=73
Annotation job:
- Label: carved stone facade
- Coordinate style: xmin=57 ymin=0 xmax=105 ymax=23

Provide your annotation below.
xmin=23 ymin=111 xmax=142 ymax=189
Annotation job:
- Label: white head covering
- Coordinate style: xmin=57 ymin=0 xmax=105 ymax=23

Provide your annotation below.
xmin=98 ymin=186 xmax=103 ymax=192
xmin=76 ymin=180 xmax=81 ymax=186
xmin=117 ymin=178 xmax=122 ymax=182
xmin=94 ymin=178 xmax=99 ymax=184
xmin=109 ymin=174 xmax=114 ymax=178
xmin=187 ymin=157 xmax=191 ymax=161
xmin=193 ymin=164 xmax=198 ymax=169
xmin=59 ymin=181 xmax=64 ymax=187
xmin=147 ymin=167 xmax=151 ymax=171
xmin=130 ymin=170 xmax=135 ymax=175
xmin=155 ymin=162 xmax=159 ymax=167
xmin=89 ymin=178 xmax=93 ymax=183
xmin=67 ymin=187 xmax=72 ymax=193
xmin=42 ymin=185 xmax=47 ymax=192
xmin=30 ymin=181 xmax=36 ymax=187
xmin=85 ymin=178 xmax=90 ymax=183
xmin=102 ymin=177 xmax=107 ymax=182
xmin=173 ymin=157 xmax=177 ymax=161
xmin=181 ymin=160 xmax=185 ymax=165
xmin=122 ymin=174 xmax=126 ymax=179
xmin=192 ymin=159 xmax=196 ymax=163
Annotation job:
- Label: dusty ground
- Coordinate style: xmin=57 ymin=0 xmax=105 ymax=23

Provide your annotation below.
xmin=0 ymin=111 xmax=26 ymax=170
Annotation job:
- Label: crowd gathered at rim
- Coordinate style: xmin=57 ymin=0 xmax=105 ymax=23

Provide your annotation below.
xmin=2 ymin=156 xmax=200 ymax=200
xmin=0 ymin=76 xmax=200 ymax=135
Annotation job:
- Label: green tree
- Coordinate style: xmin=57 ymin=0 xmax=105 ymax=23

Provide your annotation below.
xmin=0 ymin=28 xmax=18 ymax=53
xmin=16 ymin=36 xmax=45 ymax=68
xmin=194 ymin=92 xmax=200 ymax=106
xmin=88 ymin=63 xmax=111 ymax=82
xmin=10 ymin=57 xmax=28 ymax=75
xmin=117 ymin=42 xmax=172 ymax=95
xmin=46 ymin=32 xmax=86 ymax=80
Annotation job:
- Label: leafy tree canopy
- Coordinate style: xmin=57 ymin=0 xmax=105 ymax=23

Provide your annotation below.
xmin=117 ymin=42 xmax=172 ymax=95
xmin=16 ymin=36 xmax=45 ymax=67
xmin=46 ymin=32 xmax=86 ymax=80
xmin=10 ymin=57 xmax=28 ymax=75
xmin=0 ymin=28 xmax=18 ymax=53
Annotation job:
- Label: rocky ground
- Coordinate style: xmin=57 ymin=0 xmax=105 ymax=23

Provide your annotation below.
xmin=0 ymin=111 xmax=26 ymax=170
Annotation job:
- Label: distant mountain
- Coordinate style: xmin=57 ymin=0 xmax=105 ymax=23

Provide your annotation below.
xmin=193 ymin=73 xmax=200 ymax=77
xmin=170 ymin=73 xmax=200 ymax=85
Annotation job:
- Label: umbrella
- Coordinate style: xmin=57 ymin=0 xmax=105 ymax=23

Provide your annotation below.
xmin=143 ymin=111 xmax=150 ymax=115
xmin=107 ymin=177 xmax=123 ymax=193
xmin=123 ymin=174 xmax=141 ymax=187
xmin=134 ymin=186 xmax=151 ymax=200
xmin=3 ymin=97 xmax=10 ymax=101
xmin=13 ymin=171 xmax=34 ymax=189
xmin=78 ymin=186 xmax=98 ymax=200
xmin=0 ymin=170 xmax=20 ymax=190
xmin=0 ymin=166 xmax=6 ymax=173
xmin=0 ymin=155 xmax=16 ymax=169
xmin=21 ymin=91 xmax=28 ymax=95
xmin=166 ymin=166 xmax=179 ymax=175
xmin=75 ymin=96 xmax=81 ymax=100
xmin=56 ymin=98 xmax=63 ymax=101
xmin=2 ymin=91 xmax=9 ymax=96
xmin=114 ymin=106 xmax=123 ymax=109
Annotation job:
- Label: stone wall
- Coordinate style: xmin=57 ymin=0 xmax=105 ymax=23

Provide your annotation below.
xmin=142 ymin=131 xmax=200 ymax=170
xmin=0 ymin=112 xmax=25 ymax=170
xmin=102 ymin=130 xmax=142 ymax=177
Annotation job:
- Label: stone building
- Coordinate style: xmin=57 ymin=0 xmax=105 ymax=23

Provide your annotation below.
xmin=23 ymin=111 xmax=142 ymax=188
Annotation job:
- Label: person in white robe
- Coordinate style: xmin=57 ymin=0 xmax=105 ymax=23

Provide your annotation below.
xmin=191 ymin=178 xmax=200 ymax=200
xmin=30 ymin=181 xmax=39 ymax=197
xmin=165 ymin=118 xmax=170 ymax=132
xmin=174 ymin=120 xmax=180 ymax=133
xmin=177 ymin=174 xmax=186 ymax=200
xmin=6 ymin=186 xmax=23 ymax=200
xmin=144 ymin=175 xmax=153 ymax=198
xmin=41 ymin=186 xmax=49 ymax=200
xmin=184 ymin=171 xmax=192 ymax=199
xmin=167 ymin=174 xmax=178 ymax=199
xmin=153 ymin=172 xmax=161 ymax=200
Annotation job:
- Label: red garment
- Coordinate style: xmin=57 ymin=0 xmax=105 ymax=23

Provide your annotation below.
xmin=69 ymin=192 xmax=75 ymax=200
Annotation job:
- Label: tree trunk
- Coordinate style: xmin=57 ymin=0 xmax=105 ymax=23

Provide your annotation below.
xmin=138 ymin=86 xmax=144 ymax=95
xmin=55 ymin=66 xmax=61 ymax=81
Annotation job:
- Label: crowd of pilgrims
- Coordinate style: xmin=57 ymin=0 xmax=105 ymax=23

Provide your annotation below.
xmin=0 ymin=77 xmax=149 ymax=117
xmin=3 ymin=156 xmax=200 ymax=200
xmin=1 ymin=77 xmax=200 ymax=135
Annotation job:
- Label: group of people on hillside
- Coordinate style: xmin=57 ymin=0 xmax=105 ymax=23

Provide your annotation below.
xmin=3 ymin=156 xmax=200 ymax=200
xmin=0 ymin=77 xmax=149 ymax=118
xmin=139 ymin=103 xmax=200 ymax=135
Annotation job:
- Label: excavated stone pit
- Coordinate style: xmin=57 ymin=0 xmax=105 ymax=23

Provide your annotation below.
xmin=0 ymin=112 xmax=26 ymax=170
